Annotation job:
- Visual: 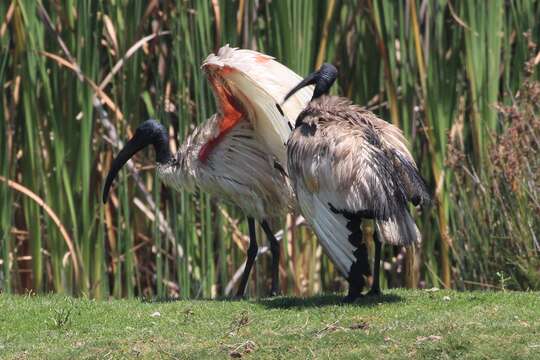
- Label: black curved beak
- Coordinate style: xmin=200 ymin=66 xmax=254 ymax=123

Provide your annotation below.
xmin=283 ymin=72 xmax=318 ymax=103
xmin=102 ymin=119 xmax=171 ymax=204
xmin=283 ymin=63 xmax=338 ymax=103
xmin=102 ymin=134 xmax=148 ymax=204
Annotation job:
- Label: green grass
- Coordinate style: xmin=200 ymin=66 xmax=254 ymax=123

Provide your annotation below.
xmin=1 ymin=0 xmax=539 ymax=298
xmin=1 ymin=290 xmax=539 ymax=359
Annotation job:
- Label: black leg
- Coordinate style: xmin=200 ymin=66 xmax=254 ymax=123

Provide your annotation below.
xmin=345 ymin=218 xmax=370 ymax=302
xmin=345 ymin=243 xmax=370 ymax=302
xmin=236 ymin=217 xmax=258 ymax=298
xmin=261 ymin=220 xmax=280 ymax=296
xmin=367 ymin=229 xmax=382 ymax=296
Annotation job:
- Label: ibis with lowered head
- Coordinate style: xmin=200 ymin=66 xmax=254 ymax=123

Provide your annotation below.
xmin=283 ymin=63 xmax=430 ymax=300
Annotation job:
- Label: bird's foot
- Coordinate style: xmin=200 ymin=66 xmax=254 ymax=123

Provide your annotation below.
xmin=343 ymin=294 xmax=360 ymax=303
xmin=232 ymin=292 xmax=246 ymax=300
xmin=269 ymin=285 xmax=281 ymax=297
xmin=366 ymin=288 xmax=381 ymax=297
xmin=343 ymin=288 xmax=363 ymax=303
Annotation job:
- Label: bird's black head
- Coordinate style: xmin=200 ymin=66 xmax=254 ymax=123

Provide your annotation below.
xmin=283 ymin=63 xmax=338 ymax=103
xmin=102 ymin=119 xmax=172 ymax=204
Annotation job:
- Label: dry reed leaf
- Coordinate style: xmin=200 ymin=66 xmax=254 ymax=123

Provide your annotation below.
xmin=98 ymin=31 xmax=171 ymax=91
xmin=0 ymin=176 xmax=81 ymax=280
xmin=102 ymin=15 xmax=119 ymax=55
xmin=38 ymin=51 xmax=124 ymax=120
xmin=0 ymin=1 xmax=15 ymax=39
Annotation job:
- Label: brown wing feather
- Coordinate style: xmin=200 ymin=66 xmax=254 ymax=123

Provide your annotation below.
xmin=288 ymin=96 xmax=429 ymax=221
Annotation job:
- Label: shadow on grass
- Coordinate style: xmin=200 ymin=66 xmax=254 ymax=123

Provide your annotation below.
xmin=141 ymin=295 xmax=258 ymax=304
xmin=258 ymin=293 xmax=403 ymax=309
xmin=142 ymin=293 xmax=403 ymax=307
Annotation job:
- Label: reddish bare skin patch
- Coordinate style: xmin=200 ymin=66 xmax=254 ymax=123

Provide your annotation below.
xmin=255 ymin=55 xmax=270 ymax=63
xmin=198 ymin=69 xmax=244 ymax=163
xmin=198 ymin=135 xmax=225 ymax=163
xmin=220 ymin=65 xmax=235 ymax=75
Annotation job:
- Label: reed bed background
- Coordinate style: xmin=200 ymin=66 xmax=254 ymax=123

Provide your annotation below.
xmin=1 ymin=0 xmax=539 ymax=299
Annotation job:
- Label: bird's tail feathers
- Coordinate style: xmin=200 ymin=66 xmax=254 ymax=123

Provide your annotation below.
xmin=375 ymin=209 xmax=421 ymax=246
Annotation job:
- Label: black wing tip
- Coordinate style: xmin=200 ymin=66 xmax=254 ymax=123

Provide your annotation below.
xmin=275 ymin=103 xmax=285 ymax=116
xmin=414 ymin=173 xmax=433 ymax=209
xmin=409 ymin=179 xmax=432 ymax=209
xmin=411 ymin=194 xmax=427 ymax=207
xmin=391 ymin=150 xmax=432 ymax=209
xmin=273 ymin=160 xmax=288 ymax=178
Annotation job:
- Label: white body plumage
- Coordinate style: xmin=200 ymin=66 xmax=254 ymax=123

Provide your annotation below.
xmin=158 ymin=45 xmax=312 ymax=220
xmin=157 ymin=114 xmax=290 ymax=219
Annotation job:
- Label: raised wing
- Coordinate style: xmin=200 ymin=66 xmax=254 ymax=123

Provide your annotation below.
xmin=203 ymin=45 xmax=312 ymax=166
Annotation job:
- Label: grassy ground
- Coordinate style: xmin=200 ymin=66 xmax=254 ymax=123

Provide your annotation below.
xmin=0 ymin=290 xmax=539 ymax=359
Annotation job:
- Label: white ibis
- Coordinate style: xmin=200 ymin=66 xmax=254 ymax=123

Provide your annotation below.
xmin=102 ymin=45 xmax=313 ymax=297
xmin=283 ymin=64 xmax=430 ymax=300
